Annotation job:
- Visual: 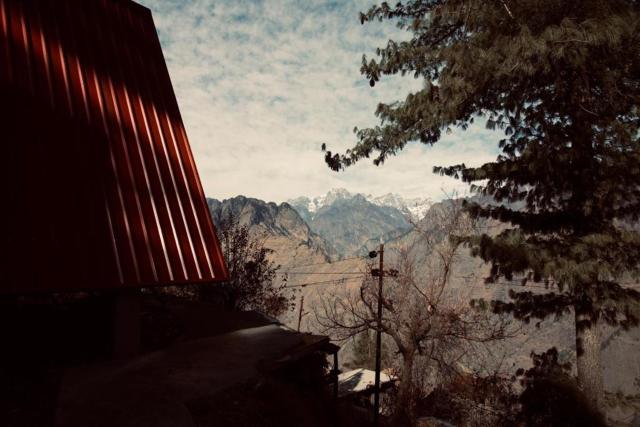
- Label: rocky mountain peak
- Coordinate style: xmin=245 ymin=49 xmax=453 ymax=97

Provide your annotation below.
xmin=288 ymin=188 xmax=432 ymax=223
xmin=322 ymin=188 xmax=353 ymax=206
xmin=367 ymin=192 xmax=432 ymax=221
xmin=286 ymin=189 xmax=414 ymax=256
xmin=207 ymin=195 xmax=335 ymax=264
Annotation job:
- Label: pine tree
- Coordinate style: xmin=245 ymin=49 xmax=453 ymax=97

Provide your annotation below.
xmin=323 ymin=0 xmax=640 ymax=411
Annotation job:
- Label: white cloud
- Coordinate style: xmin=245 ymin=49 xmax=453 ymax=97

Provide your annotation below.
xmin=140 ymin=0 xmax=500 ymax=202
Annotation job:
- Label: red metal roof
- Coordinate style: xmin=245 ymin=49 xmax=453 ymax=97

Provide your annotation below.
xmin=0 ymin=0 xmax=228 ymax=293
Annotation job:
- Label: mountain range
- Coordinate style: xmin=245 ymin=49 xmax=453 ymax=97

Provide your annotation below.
xmin=287 ymin=189 xmax=430 ymax=257
xmin=288 ymin=188 xmax=431 ymax=223
xmin=207 ymin=195 xmax=333 ymax=268
xmin=208 ymin=189 xmax=429 ymax=261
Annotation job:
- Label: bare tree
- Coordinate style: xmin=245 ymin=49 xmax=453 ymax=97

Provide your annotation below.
xmin=316 ymin=200 xmax=515 ymax=424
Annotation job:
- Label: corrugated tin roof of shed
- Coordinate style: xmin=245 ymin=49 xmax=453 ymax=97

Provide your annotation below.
xmin=0 ymin=0 xmax=228 ymax=293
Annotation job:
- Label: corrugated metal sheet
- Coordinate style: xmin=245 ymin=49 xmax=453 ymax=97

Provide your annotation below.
xmin=0 ymin=0 xmax=228 ymax=293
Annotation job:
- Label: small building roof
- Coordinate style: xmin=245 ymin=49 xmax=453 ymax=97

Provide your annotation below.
xmin=56 ymin=302 xmax=337 ymax=426
xmin=338 ymin=368 xmax=395 ymax=398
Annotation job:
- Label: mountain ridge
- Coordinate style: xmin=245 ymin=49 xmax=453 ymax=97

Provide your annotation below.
xmin=288 ymin=188 xmax=431 ymax=222
xmin=207 ymin=195 xmax=336 ymax=262
xmin=287 ymin=188 xmax=429 ymax=257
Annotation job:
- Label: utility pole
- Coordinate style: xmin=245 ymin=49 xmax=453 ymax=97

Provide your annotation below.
xmin=297 ymin=295 xmax=305 ymax=332
xmin=373 ymin=243 xmax=384 ymax=426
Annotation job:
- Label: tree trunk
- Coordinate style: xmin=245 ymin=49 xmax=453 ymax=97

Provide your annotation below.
xmin=575 ymin=309 xmax=604 ymax=412
xmin=395 ymin=352 xmax=416 ymax=426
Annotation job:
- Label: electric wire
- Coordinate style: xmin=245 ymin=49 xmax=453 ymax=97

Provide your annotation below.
xmin=277 ymin=271 xmax=366 ymax=275
xmin=283 ymin=276 xmax=365 ymax=289
xmin=283 ymin=255 xmax=370 ymax=271
xmin=281 ymin=273 xmax=640 ymax=291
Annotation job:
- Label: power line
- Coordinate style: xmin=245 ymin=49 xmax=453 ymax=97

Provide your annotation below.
xmin=454 ymin=274 xmax=640 ymax=290
xmin=487 ymin=281 xmax=640 ymax=290
xmin=278 ymin=271 xmax=365 ymax=276
xmin=282 ymin=277 xmax=640 ymax=292
xmin=283 ymin=276 xmax=364 ymax=289
xmin=284 ymin=255 xmax=369 ymax=271
xmin=284 ymin=257 xmax=640 ymax=289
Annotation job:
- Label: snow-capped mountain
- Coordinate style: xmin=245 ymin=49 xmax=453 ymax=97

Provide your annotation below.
xmin=285 ymin=189 xmax=433 ymax=256
xmin=366 ymin=193 xmax=432 ymax=221
xmin=287 ymin=189 xmax=410 ymax=256
xmin=288 ymin=188 xmax=353 ymax=215
xmin=288 ymin=189 xmax=431 ymax=222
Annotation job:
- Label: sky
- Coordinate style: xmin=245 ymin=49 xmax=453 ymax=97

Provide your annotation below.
xmin=140 ymin=0 xmax=500 ymax=203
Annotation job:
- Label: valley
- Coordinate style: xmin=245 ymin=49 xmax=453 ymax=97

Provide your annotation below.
xmin=208 ymin=190 xmax=640 ymax=399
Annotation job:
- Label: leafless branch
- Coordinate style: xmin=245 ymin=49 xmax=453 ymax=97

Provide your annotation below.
xmin=314 ymin=198 xmax=518 ymax=420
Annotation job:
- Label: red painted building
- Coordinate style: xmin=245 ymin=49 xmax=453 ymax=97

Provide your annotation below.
xmin=0 ymin=0 xmax=228 ymax=293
